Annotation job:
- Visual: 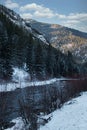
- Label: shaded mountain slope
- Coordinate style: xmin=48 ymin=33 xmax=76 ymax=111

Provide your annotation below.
xmin=28 ymin=19 xmax=87 ymax=62
xmin=0 ymin=5 xmax=85 ymax=80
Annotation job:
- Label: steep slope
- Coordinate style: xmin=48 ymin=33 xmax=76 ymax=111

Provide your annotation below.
xmin=5 ymin=92 xmax=87 ymax=130
xmin=27 ymin=19 xmax=87 ymax=62
xmin=0 ymin=5 xmax=84 ymax=80
xmin=40 ymin=92 xmax=87 ymax=130
xmin=0 ymin=5 xmax=48 ymax=44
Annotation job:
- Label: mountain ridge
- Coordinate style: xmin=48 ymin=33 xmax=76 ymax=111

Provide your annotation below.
xmin=0 ymin=4 xmax=86 ymax=80
xmin=27 ymin=19 xmax=87 ymax=62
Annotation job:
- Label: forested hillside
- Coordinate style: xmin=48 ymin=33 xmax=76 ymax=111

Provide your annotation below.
xmin=0 ymin=4 xmax=87 ymax=130
xmin=0 ymin=5 xmax=85 ymax=80
xmin=28 ymin=19 xmax=87 ymax=62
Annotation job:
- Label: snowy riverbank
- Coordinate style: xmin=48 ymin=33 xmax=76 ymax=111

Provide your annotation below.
xmin=0 ymin=77 xmax=81 ymax=92
xmin=5 ymin=92 xmax=87 ymax=130
xmin=40 ymin=92 xmax=87 ymax=130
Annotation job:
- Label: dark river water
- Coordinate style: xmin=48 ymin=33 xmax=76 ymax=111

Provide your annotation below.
xmin=0 ymin=78 xmax=87 ymax=128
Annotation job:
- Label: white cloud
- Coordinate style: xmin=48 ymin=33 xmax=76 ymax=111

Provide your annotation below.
xmin=63 ymin=20 xmax=80 ymax=26
xmin=62 ymin=22 xmax=78 ymax=30
xmin=5 ymin=0 xmax=19 ymax=9
xmin=34 ymin=11 xmax=54 ymax=18
xmin=62 ymin=20 xmax=87 ymax=32
xmin=57 ymin=14 xmax=66 ymax=19
xmin=19 ymin=3 xmax=87 ymax=21
xmin=20 ymin=3 xmax=52 ymax=12
xmin=20 ymin=13 xmax=33 ymax=19
xmin=6 ymin=2 xmax=86 ymax=32
xmin=67 ymin=13 xmax=87 ymax=21
xmin=20 ymin=3 xmax=43 ymax=12
xmin=61 ymin=13 xmax=87 ymax=32
xmin=77 ymin=26 xmax=87 ymax=32
xmin=20 ymin=3 xmax=54 ymax=18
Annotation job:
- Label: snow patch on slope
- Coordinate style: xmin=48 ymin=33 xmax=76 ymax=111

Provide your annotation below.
xmin=0 ymin=6 xmax=32 ymax=32
xmin=12 ymin=67 xmax=30 ymax=82
xmin=37 ymin=34 xmax=48 ymax=44
xmin=5 ymin=117 xmax=25 ymax=130
xmin=40 ymin=92 xmax=87 ymax=130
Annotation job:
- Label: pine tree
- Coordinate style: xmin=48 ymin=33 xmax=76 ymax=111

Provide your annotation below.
xmin=0 ymin=34 xmax=13 ymax=79
xmin=26 ymin=34 xmax=35 ymax=75
xmin=46 ymin=44 xmax=55 ymax=76
xmin=35 ymin=41 xmax=46 ymax=77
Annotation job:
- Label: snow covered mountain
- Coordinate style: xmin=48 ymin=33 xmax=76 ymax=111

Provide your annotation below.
xmin=27 ymin=19 xmax=87 ymax=63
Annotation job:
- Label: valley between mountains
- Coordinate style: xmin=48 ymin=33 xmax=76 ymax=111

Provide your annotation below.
xmin=0 ymin=4 xmax=87 ymax=130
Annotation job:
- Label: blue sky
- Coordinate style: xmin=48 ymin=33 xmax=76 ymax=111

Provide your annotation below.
xmin=0 ymin=0 xmax=87 ymax=32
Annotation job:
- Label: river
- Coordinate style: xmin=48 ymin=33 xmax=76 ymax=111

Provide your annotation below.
xmin=0 ymin=77 xmax=87 ymax=129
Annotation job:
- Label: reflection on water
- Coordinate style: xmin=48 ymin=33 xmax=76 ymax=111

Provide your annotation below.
xmin=0 ymin=77 xmax=87 ymax=128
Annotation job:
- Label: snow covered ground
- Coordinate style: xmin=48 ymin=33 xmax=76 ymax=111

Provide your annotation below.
xmin=5 ymin=92 xmax=87 ymax=130
xmin=0 ymin=78 xmax=58 ymax=92
xmin=0 ymin=67 xmax=84 ymax=92
xmin=5 ymin=117 xmax=25 ymax=130
xmin=40 ymin=92 xmax=87 ymax=130
xmin=0 ymin=67 xmax=63 ymax=92
xmin=0 ymin=77 xmax=80 ymax=92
